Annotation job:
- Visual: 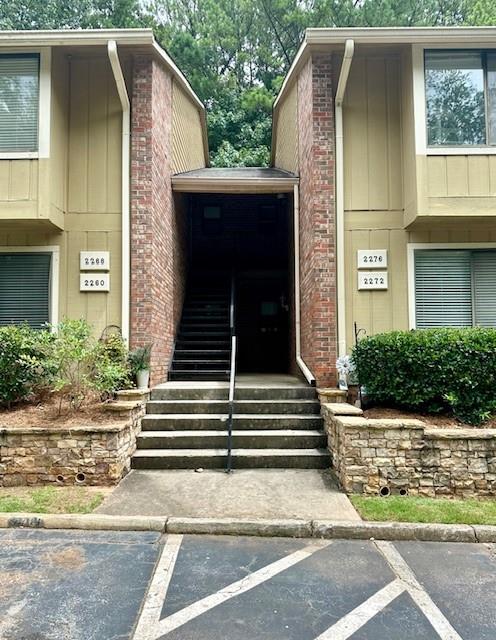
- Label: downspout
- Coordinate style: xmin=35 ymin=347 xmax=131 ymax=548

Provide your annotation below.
xmin=335 ymin=39 xmax=354 ymax=358
xmin=108 ymin=40 xmax=131 ymax=343
xmin=293 ymin=183 xmax=315 ymax=386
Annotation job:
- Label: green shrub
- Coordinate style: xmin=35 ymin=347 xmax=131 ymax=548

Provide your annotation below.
xmin=0 ymin=325 xmax=54 ymax=408
xmin=91 ymin=332 xmax=131 ymax=399
xmin=51 ymin=319 xmax=95 ymax=410
xmin=51 ymin=320 xmax=131 ymax=409
xmin=351 ymin=328 xmax=496 ymax=425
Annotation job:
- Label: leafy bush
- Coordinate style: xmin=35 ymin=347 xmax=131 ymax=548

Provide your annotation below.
xmin=51 ymin=319 xmax=95 ymax=410
xmin=91 ymin=332 xmax=131 ymax=399
xmin=51 ymin=319 xmax=131 ymax=410
xmin=0 ymin=325 xmax=54 ymax=408
xmin=351 ymin=328 xmax=496 ymax=425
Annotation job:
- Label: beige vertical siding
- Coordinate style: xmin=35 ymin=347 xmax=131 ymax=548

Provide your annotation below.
xmin=0 ymin=160 xmax=39 ymax=220
xmin=422 ymin=155 xmax=496 ymax=217
xmin=344 ymin=211 xmax=496 ymax=347
xmin=0 ymin=217 xmax=122 ymax=336
xmin=274 ymin=81 xmax=299 ymax=174
xmin=68 ymin=57 xmax=122 ymax=214
xmin=171 ymin=80 xmax=206 ymax=174
xmin=50 ymin=49 xmax=69 ymax=226
xmin=343 ymin=55 xmax=403 ymax=212
xmin=0 ymin=52 xmax=123 ymax=334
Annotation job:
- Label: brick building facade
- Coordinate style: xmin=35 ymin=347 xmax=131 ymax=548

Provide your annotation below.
xmin=130 ymin=57 xmax=188 ymax=385
xmin=297 ymin=55 xmax=337 ymax=387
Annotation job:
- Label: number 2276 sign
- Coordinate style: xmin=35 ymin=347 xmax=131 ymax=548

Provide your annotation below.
xmin=358 ymin=271 xmax=388 ymax=290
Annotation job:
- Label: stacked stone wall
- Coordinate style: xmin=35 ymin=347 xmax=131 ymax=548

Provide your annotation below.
xmin=323 ymin=404 xmax=496 ymax=498
xmin=0 ymin=406 xmax=143 ymax=487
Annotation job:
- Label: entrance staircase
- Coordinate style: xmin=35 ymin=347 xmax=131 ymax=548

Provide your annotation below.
xmin=132 ymin=380 xmax=330 ymax=469
xmin=169 ymin=272 xmax=231 ymax=381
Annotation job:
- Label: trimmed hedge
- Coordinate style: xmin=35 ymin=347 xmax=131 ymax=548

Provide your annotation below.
xmin=351 ymin=328 xmax=496 ymax=425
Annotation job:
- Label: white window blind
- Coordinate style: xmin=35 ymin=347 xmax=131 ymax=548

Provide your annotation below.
xmin=0 ymin=54 xmax=39 ymax=152
xmin=473 ymin=251 xmax=496 ymax=327
xmin=415 ymin=249 xmax=496 ymax=329
xmin=0 ymin=253 xmax=51 ymax=329
xmin=415 ymin=250 xmax=473 ymax=328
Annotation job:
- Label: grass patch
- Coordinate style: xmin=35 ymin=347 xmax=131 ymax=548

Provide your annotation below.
xmin=350 ymin=495 xmax=496 ymax=525
xmin=0 ymin=486 xmax=107 ymax=514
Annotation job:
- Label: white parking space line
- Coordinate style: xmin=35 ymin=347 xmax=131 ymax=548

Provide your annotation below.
xmin=314 ymin=579 xmax=406 ymax=640
xmin=133 ymin=534 xmax=183 ymax=640
xmin=156 ymin=540 xmax=332 ymax=638
xmin=375 ymin=541 xmax=464 ymax=640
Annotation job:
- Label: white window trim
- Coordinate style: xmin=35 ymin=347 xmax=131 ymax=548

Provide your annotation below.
xmin=407 ymin=242 xmax=496 ymax=329
xmin=412 ymin=44 xmax=496 ymax=156
xmin=0 ymin=245 xmax=59 ymax=328
xmin=0 ymin=47 xmax=51 ymax=160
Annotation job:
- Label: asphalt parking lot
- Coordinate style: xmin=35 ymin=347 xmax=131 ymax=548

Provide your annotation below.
xmin=1 ymin=529 xmax=495 ymax=640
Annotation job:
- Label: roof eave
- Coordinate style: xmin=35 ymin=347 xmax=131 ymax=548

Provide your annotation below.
xmin=271 ymin=26 xmax=496 ymax=166
xmin=171 ymin=175 xmax=298 ymax=194
xmin=0 ymin=28 xmax=155 ymax=47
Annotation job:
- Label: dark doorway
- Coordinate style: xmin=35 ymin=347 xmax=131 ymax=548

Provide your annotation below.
xmin=189 ymin=193 xmax=291 ymax=374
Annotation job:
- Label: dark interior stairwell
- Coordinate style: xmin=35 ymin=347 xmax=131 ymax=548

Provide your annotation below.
xmin=169 ymin=271 xmax=231 ymax=381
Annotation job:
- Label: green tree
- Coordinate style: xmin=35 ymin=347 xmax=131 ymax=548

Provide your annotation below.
xmin=0 ymin=0 xmax=481 ymax=165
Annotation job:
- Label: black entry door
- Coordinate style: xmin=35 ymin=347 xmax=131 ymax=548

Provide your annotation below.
xmin=236 ymin=271 xmax=289 ymax=373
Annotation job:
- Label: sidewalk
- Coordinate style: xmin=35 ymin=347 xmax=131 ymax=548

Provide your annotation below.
xmin=96 ymin=469 xmax=360 ymax=521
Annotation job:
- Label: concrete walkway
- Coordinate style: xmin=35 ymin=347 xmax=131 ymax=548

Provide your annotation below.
xmin=97 ymin=469 xmax=360 ymax=521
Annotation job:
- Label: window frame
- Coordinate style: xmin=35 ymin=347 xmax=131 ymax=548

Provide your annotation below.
xmin=0 ymin=245 xmax=59 ymax=328
xmin=413 ymin=44 xmax=496 ymax=156
xmin=407 ymin=242 xmax=496 ymax=329
xmin=0 ymin=47 xmax=51 ymax=160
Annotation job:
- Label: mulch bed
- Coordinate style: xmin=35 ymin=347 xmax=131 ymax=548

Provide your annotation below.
xmin=0 ymin=394 xmax=124 ymax=428
xmin=363 ymin=406 xmax=496 ymax=429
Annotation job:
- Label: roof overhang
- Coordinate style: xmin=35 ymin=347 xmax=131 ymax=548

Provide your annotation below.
xmin=172 ymin=168 xmax=298 ymax=194
xmin=0 ymin=28 xmax=209 ymax=163
xmin=0 ymin=28 xmax=155 ymax=47
xmin=271 ymin=26 xmax=496 ymax=166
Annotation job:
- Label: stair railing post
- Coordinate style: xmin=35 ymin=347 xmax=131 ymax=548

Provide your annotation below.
xmin=226 ymin=269 xmax=237 ymax=473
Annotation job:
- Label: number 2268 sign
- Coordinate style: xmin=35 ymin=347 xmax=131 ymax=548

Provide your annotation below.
xmin=358 ymin=271 xmax=388 ymax=290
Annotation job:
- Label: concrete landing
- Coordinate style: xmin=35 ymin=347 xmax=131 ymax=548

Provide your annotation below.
xmin=97 ymin=469 xmax=360 ymax=521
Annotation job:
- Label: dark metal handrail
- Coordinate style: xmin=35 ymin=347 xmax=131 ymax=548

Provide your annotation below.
xmin=226 ymin=269 xmax=237 ymax=473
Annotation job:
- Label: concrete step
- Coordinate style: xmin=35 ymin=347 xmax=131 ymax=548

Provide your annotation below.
xmin=131 ymin=448 xmax=330 ymax=470
xmin=168 ymin=371 xmax=229 ymax=382
xmin=142 ymin=413 xmax=324 ymax=430
xmin=146 ymin=399 xmax=321 ymax=415
xmin=180 ymin=320 xmax=230 ymax=333
xmin=175 ymin=340 xmax=231 ymax=349
xmin=181 ymin=316 xmax=229 ymax=324
xmin=172 ymin=350 xmax=230 ymax=360
xmin=151 ymin=386 xmax=317 ymax=400
xmin=183 ymin=302 xmax=229 ymax=314
xmin=179 ymin=331 xmax=230 ymax=338
xmin=172 ymin=360 xmax=230 ymax=371
xmin=137 ymin=429 xmax=326 ymax=449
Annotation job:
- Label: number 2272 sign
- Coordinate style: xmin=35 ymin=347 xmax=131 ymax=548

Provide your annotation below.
xmin=358 ymin=271 xmax=388 ymax=290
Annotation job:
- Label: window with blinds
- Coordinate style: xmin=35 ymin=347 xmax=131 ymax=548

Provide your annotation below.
xmin=0 ymin=253 xmax=51 ymax=329
xmin=415 ymin=249 xmax=496 ymax=329
xmin=0 ymin=54 xmax=39 ymax=152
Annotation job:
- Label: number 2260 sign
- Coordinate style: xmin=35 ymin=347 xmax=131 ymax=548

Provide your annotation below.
xmin=80 ymin=274 xmax=110 ymax=292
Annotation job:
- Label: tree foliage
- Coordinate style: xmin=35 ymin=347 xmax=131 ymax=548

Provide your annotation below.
xmin=0 ymin=0 xmax=489 ymax=165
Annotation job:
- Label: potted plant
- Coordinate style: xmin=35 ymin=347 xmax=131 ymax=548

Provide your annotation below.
xmin=128 ymin=345 xmax=152 ymax=389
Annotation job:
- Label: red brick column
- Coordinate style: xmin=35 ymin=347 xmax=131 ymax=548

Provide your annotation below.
xmin=130 ymin=56 xmax=187 ymax=385
xmin=297 ymin=54 xmax=337 ymax=387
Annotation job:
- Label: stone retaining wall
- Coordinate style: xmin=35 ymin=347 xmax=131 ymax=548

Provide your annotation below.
xmin=0 ymin=404 xmax=144 ymax=488
xmin=323 ymin=403 xmax=496 ymax=498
